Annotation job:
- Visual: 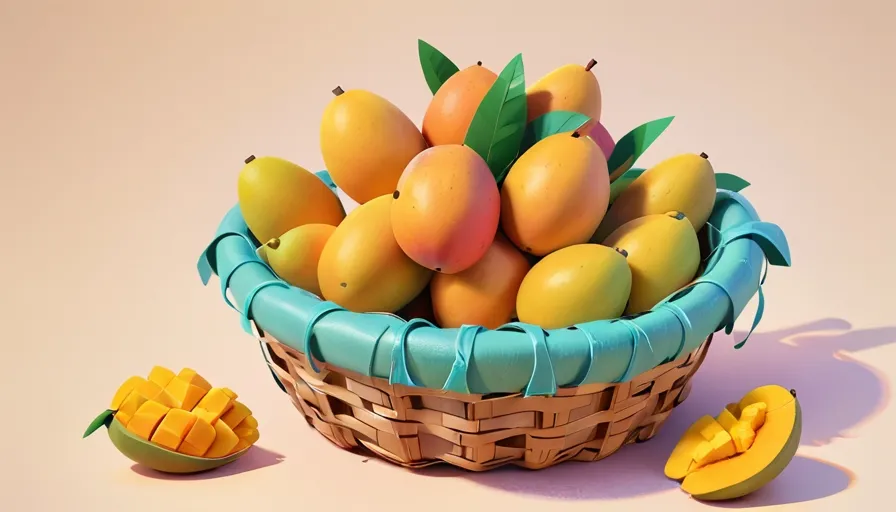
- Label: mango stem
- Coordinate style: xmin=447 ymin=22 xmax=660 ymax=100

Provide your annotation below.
xmin=571 ymin=131 xmax=581 ymax=138
xmin=244 ymin=155 xmax=256 ymax=164
xmin=477 ymin=61 xmax=482 ymax=66
xmin=699 ymin=152 xmax=709 ymax=159
xmin=332 ymin=86 xmax=345 ymax=96
xmin=585 ymin=59 xmax=597 ymax=72
xmin=265 ymin=238 xmax=281 ymax=250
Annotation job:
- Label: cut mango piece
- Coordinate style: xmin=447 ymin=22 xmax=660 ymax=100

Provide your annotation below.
xmin=177 ymin=417 xmax=216 ymax=457
xmin=114 ymin=391 xmax=149 ymax=427
xmin=150 ymin=409 xmax=198 ymax=451
xmin=204 ymin=419 xmax=240 ymax=458
xmin=177 ymin=368 xmax=212 ymax=392
xmin=164 ymin=377 xmax=209 ymax=412
xmin=664 ymin=415 xmax=719 ymax=480
xmin=229 ymin=426 xmax=260 ymax=455
xmin=715 ymin=403 xmax=740 ymax=431
xmin=147 ymin=366 xmax=176 ymax=388
xmin=194 ymin=388 xmax=235 ymax=422
xmin=220 ymin=401 xmax=252 ymax=429
xmin=134 ymin=379 xmax=181 ymax=409
xmin=667 ymin=384 xmax=802 ymax=502
xmin=192 ymin=407 xmax=219 ymax=425
xmin=238 ymin=415 xmax=258 ymax=430
xmin=110 ymin=376 xmax=146 ymax=410
xmin=127 ymin=400 xmax=170 ymax=440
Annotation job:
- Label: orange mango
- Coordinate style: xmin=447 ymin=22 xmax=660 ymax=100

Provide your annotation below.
xmin=422 ymin=63 xmax=498 ymax=147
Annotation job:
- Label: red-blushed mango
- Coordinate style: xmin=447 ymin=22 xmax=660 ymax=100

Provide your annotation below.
xmin=320 ymin=88 xmax=427 ymax=205
xmin=318 ymin=194 xmax=432 ymax=313
xmin=589 ymin=121 xmax=615 ymax=160
xmin=430 ymin=233 xmax=530 ymax=329
xmin=516 ymin=243 xmax=632 ymax=329
xmin=501 ymin=132 xmax=610 ymax=256
xmin=422 ymin=64 xmax=498 ymax=146
xmin=391 ymin=144 xmax=500 ymax=274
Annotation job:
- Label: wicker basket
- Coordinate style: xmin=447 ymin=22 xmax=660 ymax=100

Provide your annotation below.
xmin=197 ymin=172 xmax=791 ymax=471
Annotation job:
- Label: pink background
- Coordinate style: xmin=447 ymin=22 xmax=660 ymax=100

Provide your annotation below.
xmin=3 ymin=0 xmax=894 ymax=510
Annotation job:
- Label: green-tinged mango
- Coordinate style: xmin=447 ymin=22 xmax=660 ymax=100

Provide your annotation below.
xmin=318 ymin=194 xmax=432 ymax=313
xmin=516 ymin=243 xmax=631 ymax=329
xmin=320 ymin=87 xmax=427 ymax=205
xmin=601 ymin=211 xmax=700 ymax=314
xmin=592 ymin=152 xmax=716 ymax=242
xmin=237 ymin=156 xmax=345 ymax=243
xmin=501 ymin=132 xmax=610 ymax=256
xmin=262 ymin=223 xmax=336 ymax=297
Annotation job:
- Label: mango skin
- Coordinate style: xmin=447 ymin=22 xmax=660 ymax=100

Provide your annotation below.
xmin=318 ymin=194 xmax=432 ymax=313
xmin=592 ymin=152 xmax=716 ymax=242
xmin=391 ymin=144 xmax=500 ymax=274
xmin=516 ymin=243 xmax=632 ymax=329
xmin=430 ymin=233 xmax=530 ymax=329
xmin=237 ymin=156 xmax=345 ymax=243
xmin=601 ymin=211 xmax=700 ymax=315
xmin=422 ymin=64 xmax=498 ymax=146
xmin=320 ymin=89 xmax=427 ymax=205
xmin=589 ymin=121 xmax=615 ymax=160
xmin=526 ymin=63 xmax=602 ymax=131
xmin=501 ymin=133 xmax=610 ymax=256
xmin=263 ymin=223 xmax=336 ymax=297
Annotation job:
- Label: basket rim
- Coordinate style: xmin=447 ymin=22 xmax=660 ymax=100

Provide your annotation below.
xmin=198 ymin=172 xmax=791 ymax=397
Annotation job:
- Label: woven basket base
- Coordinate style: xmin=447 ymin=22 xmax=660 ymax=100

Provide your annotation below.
xmin=263 ymin=333 xmax=712 ymax=471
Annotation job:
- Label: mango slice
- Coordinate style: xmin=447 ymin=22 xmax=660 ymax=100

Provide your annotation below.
xmin=220 ymin=401 xmax=252 ymax=429
xmin=127 ymin=400 xmax=170 ymax=440
xmin=150 ymin=409 xmax=197 ymax=451
xmin=147 ymin=366 xmax=176 ymax=388
xmin=666 ymin=384 xmax=802 ymax=501
xmin=204 ymin=419 xmax=240 ymax=458
xmin=193 ymin=388 xmax=236 ymax=423
xmin=164 ymin=377 xmax=209 ymax=412
xmin=177 ymin=417 xmax=217 ymax=457
xmin=114 ymin=391 xmax=149 ymax=427
xmin=110 ymin=376 xmax=146 ymax=410
xmin=238 ymin=415 xmax=258 ymax=430
xmin=229 ymin=427 xmax=260 ymax=455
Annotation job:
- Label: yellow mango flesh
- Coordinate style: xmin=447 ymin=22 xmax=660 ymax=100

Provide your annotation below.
xmin=114 ymin=391 xmax=149 ymax=427
xmin=238 ymin=415 xmax=258 ymax=430
xmin=147 ymin=366 xmax=175 ymax=388
xmin=229 ymin=427 xmax=260 ymax=455
xmin=671 ymin=385 xmax=801 ymax=501
xmin=110 ymin=376 xmax=146 ymax=410
xmin=127 ymin=401 xmax=170 ymax=440
xmin=220 ymin=401 xmax=252 ymax=429
xmin=193 ymin=388 xmax=235 ymax=423
xmin=204 ymin=420 xmax=240 ymax=458
xmin=716 ymin=403 xmax=740 ymax=431
xmin=150 ymin=409 xmax=197 ymax=451
xmin=177 ymin=417 xmax=217 ymax=457
xmin=664 ymin=415 xmax=719 ymax=480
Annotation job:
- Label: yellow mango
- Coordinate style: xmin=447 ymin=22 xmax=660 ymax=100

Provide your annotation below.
xmin=229 ymin=427 xmax=260 ymax=455
xmin=126 ymin=401 xmax=170 ymax=440
xmin=177 ymin=417 xmax=216 ymax=457
xmin=220 ymin=401 xmax=252 ymax=429
xmin=263 ymin=223 xmax=336 ymax=297
xmin=601 ymin=211 xmax=700 ymax=314
xmin=526 ymin=60 xmax=602 ymax=131
xmin=114 ymin=391 xmax=149 ymax=427
xmin=715 ymin=403 xmax=740 ymax=431
xmin=238 ymin=415 xmax=258 ymax=430
xmin=147 ymin=366 xmax=176 ymax=388
xmin=194 ymin=387 xmax=235 ymax=420
xmin=516 ymin=243 xmax=631 ymax=329
xmin=150 ymin=409 xmax=197 ymax=451
xmin=593 ymin=152 xmax=716 ymax=241
xmin=318 ymin=194 xmax=433 ymax=313
xmin=237 ymin=155 xmax=346 ymax=243
xmin=176 ymin=368 xmax=212 ymax=391
xmin=135 ymin=379 xmax=180 ymax=409
xmin=204 ymin=419 xmax=240 ymax=458
xmin=320 ymin=87 xmax=427 ymax=205
xmin=110 ymin=376 xmax=146 ymax=410
xmin=164 ymin=378 xmax=207 ymax=412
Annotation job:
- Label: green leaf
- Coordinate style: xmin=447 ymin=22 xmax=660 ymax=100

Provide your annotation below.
xmin=608 ymin=168 xmax=646 ymax=203
xmin=464 ymin=53 xmax=527 ymax=183
xmin=418 ymin=39 xmax=460 ymax=95
xmin=715 ymin=173 xmax=751 ymax=192
xmin=519 ymin=111 xmax=591 ymax=155
xmin=606 ymin=116 xmax=675 ymax=179
xmin=83 ymin=409 xmax=115 ymax=438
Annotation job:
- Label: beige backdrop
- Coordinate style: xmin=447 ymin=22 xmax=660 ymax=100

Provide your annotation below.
xmin=2 ymin=0 xmax=894 ymax=510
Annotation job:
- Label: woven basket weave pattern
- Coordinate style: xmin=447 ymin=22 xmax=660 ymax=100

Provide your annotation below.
xmin=263 ymin=333 xmax=713 ymax=471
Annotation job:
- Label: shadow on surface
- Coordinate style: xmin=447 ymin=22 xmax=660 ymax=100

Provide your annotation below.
xmin=415 ymin=318 xmax=890 ymax=502
xmin=130 ymin=445 xmax=285 ymax=480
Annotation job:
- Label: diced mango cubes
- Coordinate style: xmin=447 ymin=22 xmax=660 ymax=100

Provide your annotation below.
xmin=150 ymin=409 xmax=197 ymax=451
xmin=105 ymin=366 xmax=260 ymax=459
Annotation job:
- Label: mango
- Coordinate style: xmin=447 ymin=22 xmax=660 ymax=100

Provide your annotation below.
xmin=516 ymin=244 xmax=632 ymax=329
xmin=320 ymin=87 xmax=427 ymax=205
xmin=391 ymin=144 xmax=500 ymax=273
xmin=501 ymin=132 xmax=610 ymax=256
xmin=85 ymin=366 xmax=262 ymax=473
xmin=430 ymin=233 xmax=530 ymax=329
xmin=592 ymin=152 xmax=716 ymax=242
xmin=237 ymin=155 xmax=345 ymax=243
xmin=665 ymin=385 xmax=802 ymax=501
xmin=589 ymin=121 xmax=615 ymax=160
xmin=421 ymin=63 xmax=498 ymax=146
xmin=601 ymin=211 xmax=700 ymax=314
xmin=526 ymin=59 xmax=602 ymax=130
xmin=318 ymin=194 xmax=432 ymax=313
xmin=262 ymin=223 xmax=336 ymax=297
